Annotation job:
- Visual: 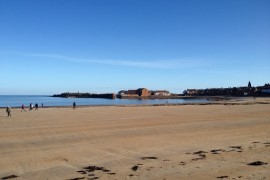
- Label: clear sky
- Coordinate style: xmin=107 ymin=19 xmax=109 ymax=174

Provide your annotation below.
xmin=0 ymin=0 xmax=269 ymax=95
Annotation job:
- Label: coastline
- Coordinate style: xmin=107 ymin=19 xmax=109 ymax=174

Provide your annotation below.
xmin=1 ymin=96 xmax=270 ymax=109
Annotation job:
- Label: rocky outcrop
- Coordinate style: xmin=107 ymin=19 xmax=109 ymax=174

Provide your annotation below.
xmin=52 ymin=92 xmax=116 ymax=99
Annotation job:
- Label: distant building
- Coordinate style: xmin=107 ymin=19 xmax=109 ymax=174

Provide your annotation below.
xmin=122 ymin=88 xmax=149 ymax=96
xmin=186 ymin=89 xmax=198 ymax=95
xmin=261 ymin=83 xmax=270 ymax=94
xmin=153 ymin=90 xmax=171 ymax=96
xmin=117 ymin=88 xmax=172 ymax=97
xmin=118 ymin=90 xmax=128 ymax=95
xmin=137 ymin=88 xmax=149 ymax=96
xmin=184 ymin=82 xmax=270 ymax=96
xmin=127 ymin=90 xmax=138 ymax=95
xmin=261 ymin=89 xmax=270 ymax=94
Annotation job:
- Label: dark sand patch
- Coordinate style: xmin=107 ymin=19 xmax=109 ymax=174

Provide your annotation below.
xmin=1 ymin=175 xmax=18 ymax=180
xmin=247 ymin=161 xmax=268 ymax=166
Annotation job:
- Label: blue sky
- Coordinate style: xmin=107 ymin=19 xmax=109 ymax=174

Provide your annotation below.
xmin=0 ymin=0 xmax=269 ymax=95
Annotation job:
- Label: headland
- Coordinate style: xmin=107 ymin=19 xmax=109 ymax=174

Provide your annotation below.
xmin=52 ymin=92 xmax=116 ymax=99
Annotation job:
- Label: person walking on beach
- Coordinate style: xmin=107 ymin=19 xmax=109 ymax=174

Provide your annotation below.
xmin=21 ymin=104 xmax=26 ymax=112
xmin=6 ymin=106 xmax=12 ymax=117
xmin=35 ymin=103 xmax=39 ymax=110
xmin=29 ymin=103 xmax=33 ymax=111
xmin=73 ymin=102 xmax=76 ymax=109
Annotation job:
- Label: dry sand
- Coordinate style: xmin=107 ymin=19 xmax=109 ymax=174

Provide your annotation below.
xmin=0 ymin=99 xmax=270 ymax=180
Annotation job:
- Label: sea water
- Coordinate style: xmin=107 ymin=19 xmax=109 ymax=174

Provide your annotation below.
xmin=0 ymin=95 xmax=209 ymax=107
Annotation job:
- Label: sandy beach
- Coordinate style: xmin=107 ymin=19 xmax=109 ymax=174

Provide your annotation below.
xmin=0 ymin=99 xmax=269 ymax=180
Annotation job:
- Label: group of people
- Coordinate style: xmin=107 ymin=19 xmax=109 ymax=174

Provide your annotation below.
xmin=28 ymin=103 xmax=39 ymax=111
xmin=5 ymin=102 xmax=77 ymax=117
xmin=5 ymin=103 xmax=42 ymax=117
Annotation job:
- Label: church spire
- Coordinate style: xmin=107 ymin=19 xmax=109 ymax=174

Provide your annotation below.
xmin=248 ymin=81 xmax=252 ymax=88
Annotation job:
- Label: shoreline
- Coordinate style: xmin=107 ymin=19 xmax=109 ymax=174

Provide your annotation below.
xmin=1 ymin=97 xmax=270 ymax=109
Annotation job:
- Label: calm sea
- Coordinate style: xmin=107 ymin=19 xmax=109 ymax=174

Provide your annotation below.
xmin=0 ymin=95 xmax=209 ymax=108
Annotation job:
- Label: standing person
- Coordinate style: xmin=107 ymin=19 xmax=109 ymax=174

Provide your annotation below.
xmin=42 ymin=103 xmax=44 ymax=108
xmin=29 ymin=103 xmax=33 ymax=111
xmin=73 ymin=102 xmax=76 ymax=109
xmin=6 ymin=106 xmax=11 ymax=117
xmin=35 ymin=103 xmax=39 ymax=110
xmin=21 ymin=104 xmax=26 ymax=112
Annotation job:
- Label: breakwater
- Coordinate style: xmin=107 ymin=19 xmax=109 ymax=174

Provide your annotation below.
xmin=52 ymin=93 xmax=116 ymax=99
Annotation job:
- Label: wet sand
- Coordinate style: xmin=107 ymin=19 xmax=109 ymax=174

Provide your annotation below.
xmin=0 ymin=99 xmax=269 ymax=179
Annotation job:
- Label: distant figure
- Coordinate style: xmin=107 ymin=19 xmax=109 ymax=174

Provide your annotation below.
xmin=29 ymin=103 xmax=33 ymax=110
xmin=73 ymin=102 xmax=76 ymax=109
xmin=21 ymin=104 xmax=26 ymax=112
xmin=42 ymin=103 xmax=44 ymax=108
xmin=35 ymin=103 xmax=39 ymax=110
xmin=6 ymin=106 xmax=12 ymax=117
